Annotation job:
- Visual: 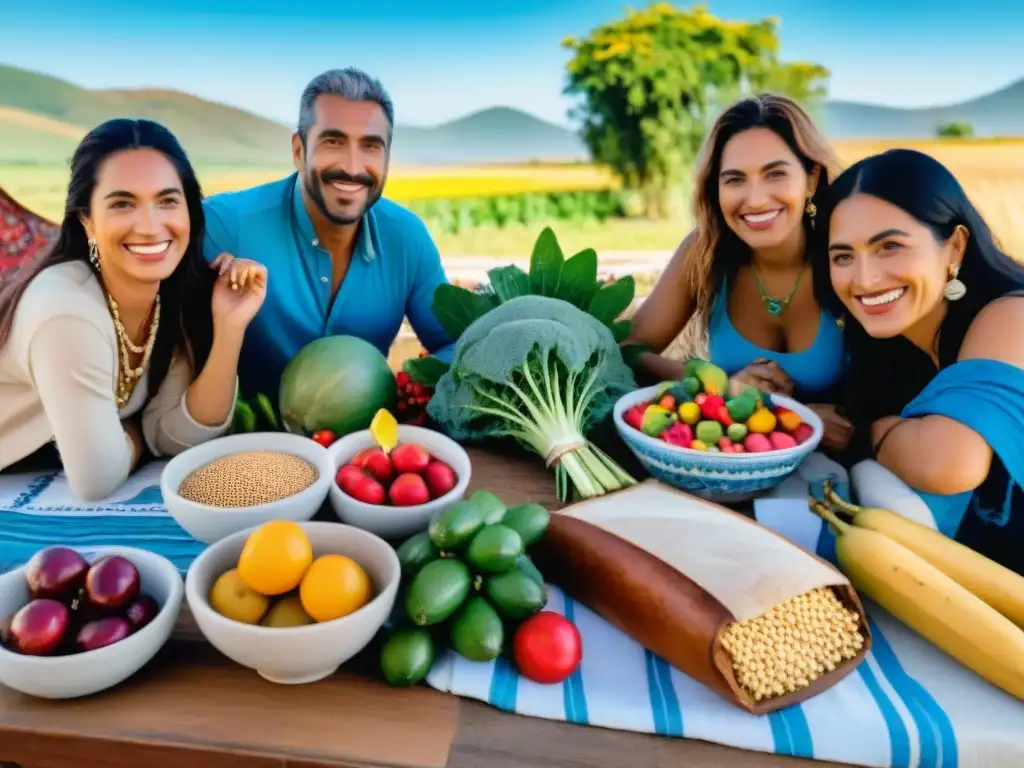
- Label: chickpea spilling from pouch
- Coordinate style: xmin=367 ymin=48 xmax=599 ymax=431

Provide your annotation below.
xmin=178 ymin=451 xmax=319 ymax=508
xmin=720 ymin=587 xmax=865 ymax=702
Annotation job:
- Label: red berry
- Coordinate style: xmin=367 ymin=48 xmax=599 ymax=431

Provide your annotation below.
xmin=396 ymin=371 xmax=410 ymax=387
xmin=396 ymin=400 xmax=407 ymax=412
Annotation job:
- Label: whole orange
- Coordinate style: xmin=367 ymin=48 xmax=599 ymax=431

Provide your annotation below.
xmin=237 ymin=520 xmax=313 ymax=596
xmin=299 ymin=554 xmax=373 ymax=622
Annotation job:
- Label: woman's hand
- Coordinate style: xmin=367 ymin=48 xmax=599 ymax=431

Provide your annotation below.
xmin=209 ymin=253 xmax=268 ymax=333
xmin=727 ymin=358 xmax=795 ymax=397
xmin=808 ymin=403 xmax=854 ymax=452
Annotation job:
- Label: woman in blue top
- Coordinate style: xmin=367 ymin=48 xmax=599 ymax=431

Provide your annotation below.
xmin=628 ymin=94 xmax=852 ymax=452
xmin=819 ymin=148 xmax=1024 ymax=574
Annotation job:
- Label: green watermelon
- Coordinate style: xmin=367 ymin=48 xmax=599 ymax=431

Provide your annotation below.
xmin=278 ymin=335 xmax=398 ymax=438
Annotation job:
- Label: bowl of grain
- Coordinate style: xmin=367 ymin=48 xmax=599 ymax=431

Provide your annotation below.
xmin=161 ymin=433 xmax=334 ymax=545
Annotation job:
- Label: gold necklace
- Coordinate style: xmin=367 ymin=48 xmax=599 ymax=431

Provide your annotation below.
xmin=105 ymin=293 xmax=160 ymax=408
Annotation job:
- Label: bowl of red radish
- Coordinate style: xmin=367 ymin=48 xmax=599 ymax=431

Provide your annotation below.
xmin=325 ymin=425 xmax=472 ymax=541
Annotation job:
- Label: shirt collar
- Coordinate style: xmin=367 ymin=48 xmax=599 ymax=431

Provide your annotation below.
xmin=289 ymin=172 xmax=377 ymax=263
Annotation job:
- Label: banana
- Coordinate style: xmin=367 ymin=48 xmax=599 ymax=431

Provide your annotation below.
xmin=823 ymin=481 xmax=1024 ymax=627
xmin=810 ymin=499 xmax=1024 ymax=702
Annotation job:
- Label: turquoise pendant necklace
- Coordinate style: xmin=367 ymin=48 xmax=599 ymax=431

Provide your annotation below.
xmin=752 ymin=263 xmax=806 ymax=317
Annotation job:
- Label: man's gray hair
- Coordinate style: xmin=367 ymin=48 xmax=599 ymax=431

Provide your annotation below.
xmin=297 ymin=68 xmax=395 ymax=142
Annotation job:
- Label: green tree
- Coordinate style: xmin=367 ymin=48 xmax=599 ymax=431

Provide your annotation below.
xmin=562 ymin=3 xmax=830 ymax=219
xmin=936 ymin=121 xmax=974 ymax=139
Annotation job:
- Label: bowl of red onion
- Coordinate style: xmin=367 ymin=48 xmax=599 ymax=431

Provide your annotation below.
xmin=0 ymin=545 xmax=183 ymax=699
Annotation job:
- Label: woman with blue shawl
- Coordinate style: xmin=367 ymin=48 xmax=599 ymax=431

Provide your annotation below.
xmin=814 ymin=148 xmax=1024 ymax=574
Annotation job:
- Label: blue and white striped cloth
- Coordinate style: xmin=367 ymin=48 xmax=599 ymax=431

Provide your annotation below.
xmin=424 ymin=494 xmax=1024 ymax=768
xmin=4 ymin=461 xmax=1024 ymax=766
xmin=0 ymin=462 xmax=203 ymax=575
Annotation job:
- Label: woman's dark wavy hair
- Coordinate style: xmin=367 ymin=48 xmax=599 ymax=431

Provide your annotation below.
xmin=0 ymin=118 xmax=216 ymax=399
xmin=813 ymin=148 xmax=1024 ymax=434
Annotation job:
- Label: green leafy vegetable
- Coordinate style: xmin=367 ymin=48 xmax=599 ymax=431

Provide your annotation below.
xmin=406 ymin=227 xmax=638 ymax=390
xmin=402 ymin=355 xmax=450 ymax=388
xmin=487 ymin=264 xmax=531 ymax=303
xmin=528 ymin=227 xmax=564 ymax=297
xmin=556 ymin=247 xmax=599 ymax=308
xmin=609 ymin=320 xmax=631 ymax=344
xmin=427 ymin=295 xmax=638 ymax=502
xmin=587 ymin=275 xmax=635 ymax=326
xmin=431 ymin=284 xmax=497 ymax=339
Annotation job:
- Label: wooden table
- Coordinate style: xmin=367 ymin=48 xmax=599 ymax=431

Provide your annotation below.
xmin=0 ymin=446 xmax=852 ymax=768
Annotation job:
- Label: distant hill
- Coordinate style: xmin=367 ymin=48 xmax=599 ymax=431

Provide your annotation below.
xmin=818 ymin=78 xmax=1024 ymax=139
xmin=394 ymin=106 xmax=587 ymax=164
xmin=0 ymin=65 xmax=292 ymax=167
xmin=0 ymin=64 xmax=1021 ymax=170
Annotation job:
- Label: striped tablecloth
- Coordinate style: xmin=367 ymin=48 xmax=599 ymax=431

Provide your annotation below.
xmin=3 ymin=459 xmax=1024 ymax=766
xmin=0 ymin=462 xmax=203 ymax=575
xmin=425 ymin=486 xmax=1024 ymax=768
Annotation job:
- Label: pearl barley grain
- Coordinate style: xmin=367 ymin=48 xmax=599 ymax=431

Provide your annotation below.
xmin=178 ymin=451 xmax=319 ymax=508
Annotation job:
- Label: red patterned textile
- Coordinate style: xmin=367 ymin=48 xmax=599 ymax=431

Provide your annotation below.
xmin=0 ymin=188 xmax=58 ymax=279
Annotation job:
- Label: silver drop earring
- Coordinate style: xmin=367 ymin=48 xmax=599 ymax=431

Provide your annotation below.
xmin=943 ymin=264 xmax=966 ymax=301
xmin=88 ymin=239 xmax=101 ymax=272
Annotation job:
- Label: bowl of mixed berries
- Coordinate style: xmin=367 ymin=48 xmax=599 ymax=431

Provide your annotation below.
xmin=613 ymin=360 xmax=823 ymax=502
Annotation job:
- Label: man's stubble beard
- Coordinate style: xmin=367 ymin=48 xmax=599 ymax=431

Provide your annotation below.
xmin=304 ymin=168 xmax=386 ymax=226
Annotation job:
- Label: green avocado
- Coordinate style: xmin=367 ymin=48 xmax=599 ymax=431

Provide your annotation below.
xmin=404 ymin=558 xmax=472 ymax=626
xmin=465 ymin=524 xmax=524 ymax=574
xmin=428 ymin=500 xmax=488 ymax=551
xmin=380 ymin=628 xmax=436 ymax=687
xmin=449 ymin=596 xmax=504 ymax=662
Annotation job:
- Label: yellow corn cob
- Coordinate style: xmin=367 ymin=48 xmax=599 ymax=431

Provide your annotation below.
xmin=823 ymin=481 xmax=1024 ymax=627
xmin=810 ymin=499 xmax=1024 ymax=702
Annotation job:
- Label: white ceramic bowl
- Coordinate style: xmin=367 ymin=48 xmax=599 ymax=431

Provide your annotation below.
xmin=326 ymin=425 xmax=472 ymax=541
xmin=0 ymin=546 xmax=183 ymax=699
xmin=161 ymin=432 xmax=334 ymax=545
xmin=613 ymin=385 xmax=824 ymax=503
xmin=185 ymin=521 xmax=399 ymax=685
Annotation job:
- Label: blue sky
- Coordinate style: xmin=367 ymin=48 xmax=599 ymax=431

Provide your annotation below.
xmin=1 ymin=0 xmax=1021 ymax=128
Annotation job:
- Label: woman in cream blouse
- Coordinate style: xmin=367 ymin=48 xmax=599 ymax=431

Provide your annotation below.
xmin=0 ymin=118 xmax=266 ymax=500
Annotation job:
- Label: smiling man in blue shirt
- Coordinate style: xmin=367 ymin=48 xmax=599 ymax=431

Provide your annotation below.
xmin=202 ymin=68 xmax=454 ymax=400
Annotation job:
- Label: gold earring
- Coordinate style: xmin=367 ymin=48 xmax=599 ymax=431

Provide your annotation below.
xmin=805 ymin=199 xmax=817 ymax=230
xmin=944 ymin=264 xmax=966 ymax=301
xmin=88 ymin=239 xmax=101 ymax=272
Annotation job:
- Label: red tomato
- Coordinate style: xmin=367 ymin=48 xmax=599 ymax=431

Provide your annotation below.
xmin=512 ymin=612 xmax=582 ymax=684
xmin=311 ymin=430 xmax=336 ymax=448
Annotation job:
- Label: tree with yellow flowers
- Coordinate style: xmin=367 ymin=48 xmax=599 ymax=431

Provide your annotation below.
xmin=563 ymin=3 xmax=830 ymax=219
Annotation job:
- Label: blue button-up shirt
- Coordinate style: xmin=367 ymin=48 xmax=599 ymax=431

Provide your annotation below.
xmin=202 ymin=173 xmax=454 ymax=399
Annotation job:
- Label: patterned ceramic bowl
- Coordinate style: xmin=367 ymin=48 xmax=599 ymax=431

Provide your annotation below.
xmin=612 ymin=385 xmax=823 ymax=503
